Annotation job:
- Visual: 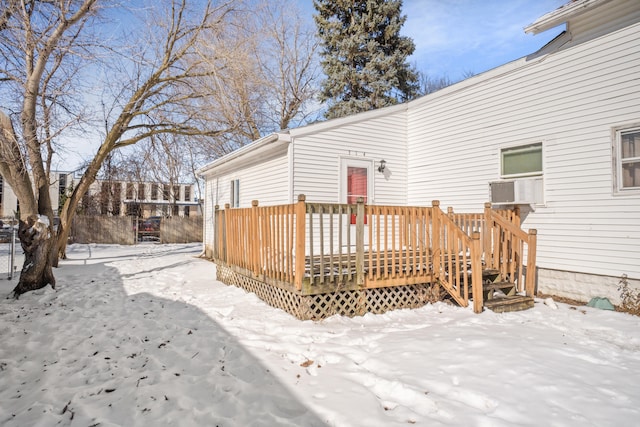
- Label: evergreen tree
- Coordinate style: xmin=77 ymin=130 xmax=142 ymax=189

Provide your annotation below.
xmin=313 ymin=0 xmax=419 ymax=119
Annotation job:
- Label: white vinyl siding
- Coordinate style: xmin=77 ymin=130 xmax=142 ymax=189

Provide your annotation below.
xmin=407 ymin=19 xmax=640 ymax=280
xmin=203 ymin=177 xmax=217 ymax=255
xmin=291 ymin=110 xmax=407 ymax=205
xmin=201 ymin=152 xmax=289 ymax=252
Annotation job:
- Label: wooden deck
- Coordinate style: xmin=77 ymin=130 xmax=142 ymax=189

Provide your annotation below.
xmin=212 ymin=195 xmax=537 ymax=319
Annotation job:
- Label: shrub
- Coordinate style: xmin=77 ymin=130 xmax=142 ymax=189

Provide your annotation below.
xmin=618 ymin=274 xmax=640 ymax=316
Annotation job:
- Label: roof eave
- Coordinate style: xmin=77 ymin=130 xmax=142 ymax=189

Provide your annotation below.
xmin=196 ymin=132 xmax=287 ymax=177
xmin=524 ymin=0 xmax=613 ymax=34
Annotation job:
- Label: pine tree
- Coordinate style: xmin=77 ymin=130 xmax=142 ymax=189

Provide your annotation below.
xmin=313 ymin=0 xmax=419 ymax=119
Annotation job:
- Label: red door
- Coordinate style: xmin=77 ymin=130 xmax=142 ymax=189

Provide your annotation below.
xmin=347 ymin=166 xmax=367 ymax=224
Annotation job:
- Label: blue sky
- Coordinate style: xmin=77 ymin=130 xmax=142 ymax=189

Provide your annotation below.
xmin=301 ymin=0 xmax=567 ymax=80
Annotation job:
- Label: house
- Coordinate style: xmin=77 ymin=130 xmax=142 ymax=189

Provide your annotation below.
xmin=198 ymin=0 xmax=640 ymax=308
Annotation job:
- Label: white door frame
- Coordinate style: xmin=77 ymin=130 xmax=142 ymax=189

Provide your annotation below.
xmin=339 ymin=157 xmax=375 ymax=204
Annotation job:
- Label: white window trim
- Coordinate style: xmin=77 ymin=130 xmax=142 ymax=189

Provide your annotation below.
xmin=339 ymin=157 xmax=374 ymax=204
xmin=230 ymin=178 xmax=240 ymax=207
xmin=499 ymin=142 xmax=544 ymax=179
xmin=613 ymin=124 xmax=640 ymax=195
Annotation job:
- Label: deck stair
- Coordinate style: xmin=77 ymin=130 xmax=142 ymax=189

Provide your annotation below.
xmin=214 ymin=196 xmax=538 ymax=319
xmin=478 ymin=269 xmax=534 ymax=313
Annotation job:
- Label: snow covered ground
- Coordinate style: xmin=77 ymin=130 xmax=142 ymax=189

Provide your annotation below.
xmin=1 ymin=243 xmax=639 ymax=426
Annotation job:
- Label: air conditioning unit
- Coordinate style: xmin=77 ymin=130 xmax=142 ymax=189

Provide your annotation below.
xmin=490 ymin=177 xmax=543 ymax=205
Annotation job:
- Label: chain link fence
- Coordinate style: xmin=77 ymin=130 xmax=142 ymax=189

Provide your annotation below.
xmin=0 ymin=219 xmax=18 ymax=281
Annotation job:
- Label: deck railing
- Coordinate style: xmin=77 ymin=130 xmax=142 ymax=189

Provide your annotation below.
xmin=213 ymin=195 xmax=537 ymax=313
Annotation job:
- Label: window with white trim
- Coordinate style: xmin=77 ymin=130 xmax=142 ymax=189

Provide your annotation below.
xmin=501 ymin=143 xmax=543 ymax=178
xmin=617 ymin=128 xmax=640 ymax=191
xmin=230 ymin=179 xmax=240 ymax=207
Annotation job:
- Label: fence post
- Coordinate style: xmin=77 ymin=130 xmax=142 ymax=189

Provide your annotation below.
xmin=483 ymin=202 xmax=492 ymax=268
xmin=525 ymin=229 xmax=537 ymax=296
xmin=471 ymin=232 xmax=483 ymax=313
xmin=294 ymin=194 xmax=306 ymax=291
xmin=356 ymin=197 xmax=365 ymax=286
xmin=431 ymin=200 xmax=440 ymax=281
xmin=9 ymin=221 xmax=16 ymax=279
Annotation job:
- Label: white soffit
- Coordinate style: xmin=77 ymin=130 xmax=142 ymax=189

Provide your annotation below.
xmin=524 ymin=0 xmax=614 ymax=34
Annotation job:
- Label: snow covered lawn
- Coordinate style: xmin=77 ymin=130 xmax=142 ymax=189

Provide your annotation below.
xmin=1 ymin=243 xmax=639 ymax=426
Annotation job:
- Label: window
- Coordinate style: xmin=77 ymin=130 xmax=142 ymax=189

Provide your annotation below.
xmin=230 ymin=179 xmax=239 ymax=208
xmin=184 ymin=186 xmax=191 ymax=202
xmin=138 ymin=183 xmax=145 ymax=200
xmin=59 ymin=173 xmax=67 ymax=197
xmin=173 ymin=185 xmax=180 ymax=202
xmin=184 ymin=206 xmax=190 ymax=217
xmin=100 ymin=182 xmax=110 ymax=214
xmin=617 ymin=128 xmax=640 ymax=191
xmin=112 ymin=183 xmax=122 ymax=215
xmin=126 ymin=183 xmax=134 ymax=199
xmin=501 ymin=143 xmax=543 ymax=177
xmin=347 ymin=166 xmax=368 ymax=225
xmin=151 ymin=184 xmax=158 ymax=200
xmin=163 ymin=184 xmax=170 ymax=201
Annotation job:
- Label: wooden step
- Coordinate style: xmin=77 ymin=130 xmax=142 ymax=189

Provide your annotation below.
xmin=482 ymin=281 xmax=517 ymax=300
xmin=483 ymin=295 xmax=534 ymax=313
xmin=483 ymin=281 xmax=515 ymax=291
xmin=482 ymin=268 xmax=500 ymax=277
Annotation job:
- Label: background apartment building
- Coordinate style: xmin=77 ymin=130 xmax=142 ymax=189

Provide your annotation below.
xmin=0 ymin=172 xmax=201 ymax=219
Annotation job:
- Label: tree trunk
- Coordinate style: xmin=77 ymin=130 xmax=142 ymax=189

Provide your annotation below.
xmin=12 ymin=216 xmax=56 ymax=298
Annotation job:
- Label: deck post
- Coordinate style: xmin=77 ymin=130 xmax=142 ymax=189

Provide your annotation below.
xmin=513 ymin=206 xmax=521 ymax=228
xmin=356 ymin=197 xmax=365 ymax=286
xmin=483 ymin=202 xmax=492 ymax=268
xmin=525 ymin=229 xmax=538 ymax=296
xmin=222 ymin=204 xmax=229 ymax=263
xmin=471 ymin=232 xmax=483 ymax=313
xmin=251 ymin=200 xmax=260 ymax=274
xmin=294 ymin=194 xmax=306 ymax=291
xmin=431 ymin=200 xmax=441 ymax=281
xmin=214 ymin=205 xmax=220 ymax=260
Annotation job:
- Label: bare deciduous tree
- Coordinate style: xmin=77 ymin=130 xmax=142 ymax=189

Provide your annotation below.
xmin=0 ymin=0 xmax=239 ymax=296
xmin=194 ymin=0 xmax=320 ymax=156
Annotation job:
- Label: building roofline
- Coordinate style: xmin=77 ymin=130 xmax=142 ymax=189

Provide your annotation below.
xmin=288 ymin=102 xmax=408 ymax=138
xmin=524 ymin=0 xmax=614 ymax=34
xmin=196 ymin=133 xmax=286 ymax=177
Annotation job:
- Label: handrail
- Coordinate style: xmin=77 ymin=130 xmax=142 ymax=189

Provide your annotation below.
xmin=489 ymin=209 xmax=529 ymax=242
xmin=214 ymin=196 xmax=536 ymax=313
xmin=432 ymin=202 xmax=487 ymax=311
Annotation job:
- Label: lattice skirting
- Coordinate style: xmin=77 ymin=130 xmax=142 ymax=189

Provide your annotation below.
xmin=217 ymin=264 xmax=437 ymax=320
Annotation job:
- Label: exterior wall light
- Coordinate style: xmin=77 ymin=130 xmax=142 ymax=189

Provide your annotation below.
xmin=378 ymin=159 xmax=386 ymax=173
